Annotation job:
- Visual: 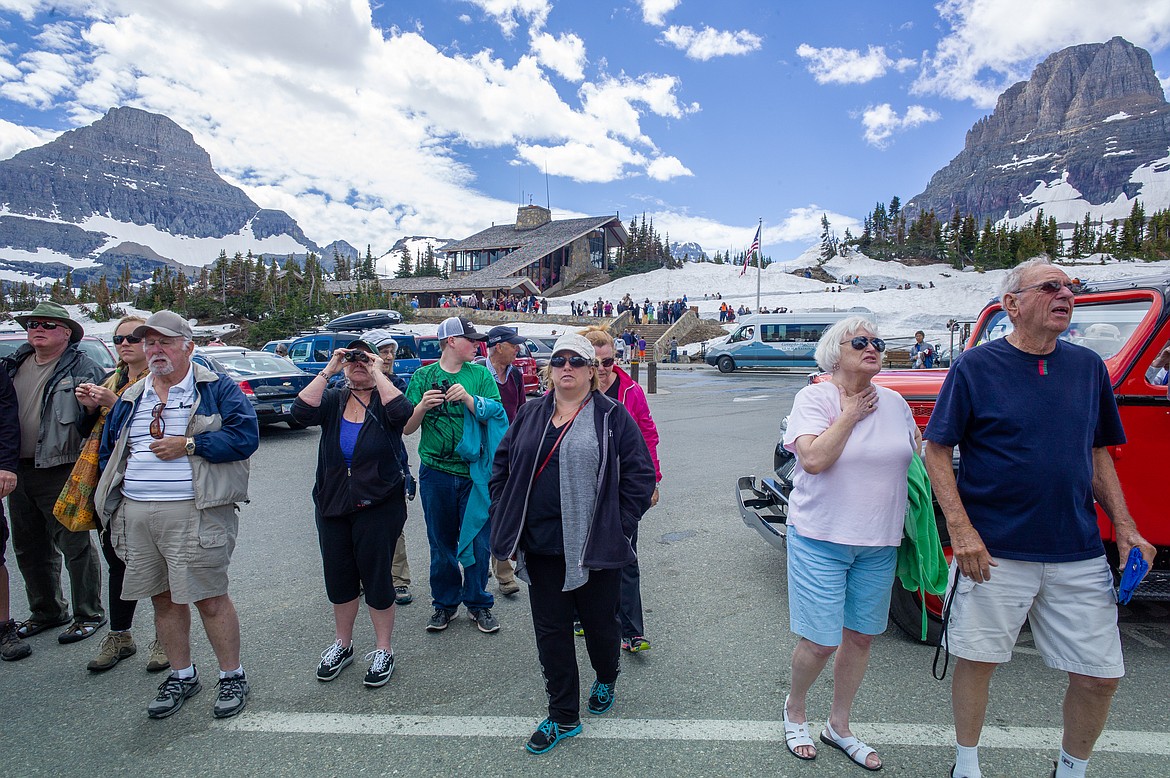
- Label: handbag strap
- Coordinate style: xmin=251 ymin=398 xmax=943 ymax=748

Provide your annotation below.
xmin=533 ymin=399 xmax=589 ymax=483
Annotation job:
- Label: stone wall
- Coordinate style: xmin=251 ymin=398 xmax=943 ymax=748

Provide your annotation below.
xmin=411 ymin=307 xmax=608 ymax=328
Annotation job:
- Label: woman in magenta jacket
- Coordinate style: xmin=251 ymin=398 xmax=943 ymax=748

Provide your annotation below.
xmin=581 ymin=328 xmax=660 ymax=653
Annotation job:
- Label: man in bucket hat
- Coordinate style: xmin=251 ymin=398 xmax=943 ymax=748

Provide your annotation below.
xmin=2 ymin=302 xmax=107 ymax=644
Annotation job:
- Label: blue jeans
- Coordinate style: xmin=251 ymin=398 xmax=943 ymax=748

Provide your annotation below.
xmin=418 ymin=463 xmax=493 ymax=612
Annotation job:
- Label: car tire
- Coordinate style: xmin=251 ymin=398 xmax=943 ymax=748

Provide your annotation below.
xmin=717 ymin=356 xmax=735 ymax=373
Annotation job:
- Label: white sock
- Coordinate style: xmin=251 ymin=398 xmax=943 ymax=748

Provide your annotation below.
xmin=954 ymin=743 xmax=981 ymax=778
xmin=219 ymin=665 xmax=244 ymax=679
xmin=173 ymin=664 xmax=196 ymax=680
xmin=1055 ymin=749 xmax=1088 ymax=778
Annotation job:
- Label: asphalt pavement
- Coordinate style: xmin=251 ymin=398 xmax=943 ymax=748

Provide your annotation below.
xmin=2 ymin=367 xmax=1168 ymax=777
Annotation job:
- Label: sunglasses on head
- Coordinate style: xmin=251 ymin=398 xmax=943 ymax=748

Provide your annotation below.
xmin=1011 ymin=280 xmax=1083 ymax=296
xmin=26 ymin=320 xmax=61 ymax=330
xmin=842 ymin=336 xmax=886 ymax=352
xmin=550 ymin=355 xmax=593 ymax=368
xmin=113 ymin=334 xmax=143 ymax=345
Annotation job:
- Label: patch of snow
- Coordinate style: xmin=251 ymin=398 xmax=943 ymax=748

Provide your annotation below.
xmin=1103 ymin=112 xmax=1131 ymax=123
xmin=995 ymin=153 xmax=1053 ymax=171
xmin=1104 ymin=149 xmax=1135 ymax=158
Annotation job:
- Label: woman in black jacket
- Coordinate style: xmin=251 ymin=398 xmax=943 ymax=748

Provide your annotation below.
xmin=292 ymin=337 xmax=412 ymax=689
xmin=489 ymin=333 xmax=655 ymax=755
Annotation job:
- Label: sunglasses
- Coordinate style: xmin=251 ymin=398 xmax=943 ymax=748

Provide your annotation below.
xmin=842 ymin=336 xmax=886 ymax=352
xmin=1011 ymin=280 xmax=1083 ymax=296
xmin=26 ymin=320 xmax=62 ymax=330
xmin=599 ymin=357 xmax=616 ymax=367
xmin=550 ymin=355 xmax=593 ymax=368
xmin=113 ymin=334 xmax=143 ymax=345
xmin=149 ymin=402 xmax=166 ymax=440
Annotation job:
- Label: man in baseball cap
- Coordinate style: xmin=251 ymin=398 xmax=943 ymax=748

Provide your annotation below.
xmin=133 ymin=311 xmax=195 ymax=340
xmin=435 ymin=316 xmax=488 ymax=342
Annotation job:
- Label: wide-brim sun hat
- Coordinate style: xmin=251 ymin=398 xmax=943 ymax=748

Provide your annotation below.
xmin=14 ymin=302 xmax=84 ymax=344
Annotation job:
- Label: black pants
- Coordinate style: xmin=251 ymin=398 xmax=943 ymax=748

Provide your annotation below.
xmin=316 ymin=491 xmax=407 ymax=611
xmin=526 ymin=553 xmax=620 ymax=725
xmin=619 ymin=524 xmax=645 ymax=639
xmin=100 ymin=526 xmax=137 ymax=632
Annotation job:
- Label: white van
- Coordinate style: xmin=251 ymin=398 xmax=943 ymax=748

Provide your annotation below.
xmin=705 ymin=310 xmax=870 ymax=373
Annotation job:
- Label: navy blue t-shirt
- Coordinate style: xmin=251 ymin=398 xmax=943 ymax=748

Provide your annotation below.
xmin=924 ymin=337 xmax=1125 ymax=562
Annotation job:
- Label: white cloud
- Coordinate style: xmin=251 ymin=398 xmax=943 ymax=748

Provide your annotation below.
xmin=649 ymin=206 xmax=861 ymax=252
xmin=915 ymin=0 xmax=1170 ymax=107
xmin=0 ymin=117 xmax=57 ymax=160
xmin=462 ymin=0 xmax=550 ymax=37
xmin=796 ymin=43 xmax=915 ymax=84
xmin=529 ymin=30 xmax=586 ymax=81
xmin=0 ymin=1 xmax=698 ymax=251
xmin=661 ymin=25 xmax=762 ymax=61
xmin=637 ymin=0 xmax=680 ymax=27
xmin=860 ymin=103 xmax=941 ymax=147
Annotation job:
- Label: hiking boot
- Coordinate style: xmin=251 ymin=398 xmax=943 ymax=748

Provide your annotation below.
xmin=469 ymin=607 xmax=500 ymax=633
xmin=87 ymin=630 xmax=137 ymax=672
xmin=147 ymin=670 xmax=202 ymax=719
xmin=212 ymin=673 xmax=250 ymax=718
xmin=622 ymin=636 xmax=651 ymax=653
xmin=425 ymin=608 xmax=455 ymax=632
xmin=316 ymin=640 xmax=354 ymax=681
xmin=525 ymin=718 xmax=582 ymax=754
xmin=498 ymin=579 xmax=521 ymax=596
xmin=363 ymin=649 xmax=395 ymax=688
xmin=394 ymin=586 xmax=414 ymax=605
xmin=0 ymin=618 xmax=31 ymax=661
xmin=587 ymin=679 xmax=616 ymax=715
xmin=146 ymin=638 xmax=170 ymax=673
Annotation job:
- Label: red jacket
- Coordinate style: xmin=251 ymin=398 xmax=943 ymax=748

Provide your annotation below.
xmin=611 ymin=366 xmax=661 ymax=482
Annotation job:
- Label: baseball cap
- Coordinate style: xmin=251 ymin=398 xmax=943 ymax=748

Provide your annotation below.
xmin=551 ymin=332 xmax=596 ymax=363
xmin=362 ymin=329 xmax=398 ymax=349
xmin=345 ymin=338 xmax=378 ymax=353
xmin=485 ymin=326 xmax=526 ymax=348
xmin=133 ymin=310 xmax=194 ymax=339
xmin=436 ymin=316 xmax=487 ymax=341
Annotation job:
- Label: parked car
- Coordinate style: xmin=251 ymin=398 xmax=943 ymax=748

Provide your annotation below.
xmin=192 ymin=349 xmax=314 ymax=429
xmin=737 ymin=273 xmax=1170 ymax=644
xmin=0 ymin=332 xmax=116 ymax=370
xmin=325 ymin=308 xmax=402 ymax=331
xmin=286 ymin=330 xmax=421 ymax=378
xmin=261 ymin=338 xmax=296 ymax=354
xmin=523 ymin=336 xmax=559 ymax=369
xmin=705 ymin=311 xmax=869 ymax=372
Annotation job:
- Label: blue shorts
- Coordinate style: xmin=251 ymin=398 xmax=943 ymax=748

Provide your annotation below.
xmin=786 ymin=527 xmax=897 ymax=647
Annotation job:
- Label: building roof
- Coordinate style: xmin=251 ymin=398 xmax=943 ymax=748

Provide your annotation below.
xmin=325 ymin=274 xmax=540 ymax=296
xmin=440 ymin=214 xmax=627 ymax=282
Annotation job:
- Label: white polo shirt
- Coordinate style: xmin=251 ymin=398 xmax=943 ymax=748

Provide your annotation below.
xmin=121 ymin=367 xmax=197 ymax=502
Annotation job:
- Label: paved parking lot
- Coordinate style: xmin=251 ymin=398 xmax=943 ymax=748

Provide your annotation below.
xmin=3 ymin=367 xmax=1168 ymax=777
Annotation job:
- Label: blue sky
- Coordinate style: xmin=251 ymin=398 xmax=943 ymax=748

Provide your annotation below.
xmin=0 ymin=0 xmax=1168 ymax=260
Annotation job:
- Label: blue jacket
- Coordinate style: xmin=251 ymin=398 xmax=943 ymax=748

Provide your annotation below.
xmin=95 ymin=363 xmax=259 ymax=521
xmin=488 ymin=390 xmax=655 ymax=569
xmin=456 ymin=396 xmax=508 ymax=567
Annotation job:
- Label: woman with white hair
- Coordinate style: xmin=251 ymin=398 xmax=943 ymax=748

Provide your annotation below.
xmin=780 ymin=315 xmax=920 ymax=771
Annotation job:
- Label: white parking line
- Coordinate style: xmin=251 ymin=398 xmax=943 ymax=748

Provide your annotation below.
xmin=223 ymin=713 xmax=1170 ymax=754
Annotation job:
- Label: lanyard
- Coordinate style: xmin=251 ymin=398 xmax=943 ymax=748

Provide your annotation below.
xmin=533 ymin=399 xmax=589 ymax=483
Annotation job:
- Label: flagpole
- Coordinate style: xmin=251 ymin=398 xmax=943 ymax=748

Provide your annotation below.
xmin=755 ymin=218 xmax=762 ymax=313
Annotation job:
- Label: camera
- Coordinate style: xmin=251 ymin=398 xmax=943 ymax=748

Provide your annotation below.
xmin=343 ymin=350 xmax=370 ymax=363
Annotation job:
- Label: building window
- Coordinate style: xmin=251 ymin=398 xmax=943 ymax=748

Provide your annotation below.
xmin=589 ymin=232 xmax=605 ymax=269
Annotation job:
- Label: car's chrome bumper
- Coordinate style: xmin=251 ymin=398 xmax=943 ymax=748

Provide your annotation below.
xmin=736 ymin=475 xmax=788 ymax=551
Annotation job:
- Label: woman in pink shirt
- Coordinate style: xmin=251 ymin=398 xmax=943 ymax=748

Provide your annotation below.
xmin=780 ymin=316 xmax=919 ymax=771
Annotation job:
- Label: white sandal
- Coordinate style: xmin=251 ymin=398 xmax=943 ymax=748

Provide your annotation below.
xmin=820 ymin=721 xmax=881 ymax=771
xmin=783 ymin=694 xmax=816 ymax=761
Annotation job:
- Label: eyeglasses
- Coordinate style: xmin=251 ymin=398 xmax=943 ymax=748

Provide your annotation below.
xmin=149 ymin=402 xmax=166 ymax=439
xmin=1011 ymin=280 xmax=1083 ymax=296
xmin=550 ymin=355 xmax=593 ymax=368
xmin=599 ymin=357 xmax=616 ymax=367
xmin=113 ymin=334 xmax=143 ymax=345
xmin=842 ymin=336 xmax=886 ymax=352
xmin=26 ymin=321 xmax=61 ymax=330
xmin=144 ymin=337 xmax=183 ymax=348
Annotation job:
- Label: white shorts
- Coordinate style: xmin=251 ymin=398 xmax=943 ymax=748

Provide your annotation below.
xmin=944 ymin=555 xmax=1123 ymax=678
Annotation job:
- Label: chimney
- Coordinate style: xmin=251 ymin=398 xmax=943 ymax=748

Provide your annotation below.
xmin=516 ymin=204 xmax=551 ymax=231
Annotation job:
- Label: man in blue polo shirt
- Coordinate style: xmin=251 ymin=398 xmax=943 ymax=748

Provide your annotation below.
xmin=924 ymin=258 xmax=1154 ymax=778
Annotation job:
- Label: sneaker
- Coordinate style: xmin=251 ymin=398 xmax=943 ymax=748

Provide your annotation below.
xmin=622 ymin=636 xmax=651 ymax=653
xmin=394 ymin=586 xmax=414 ymax=606
xmin=87 ymin=630 xmax=137 ymax=672
xmin=0 ymin=618 xmax=31 ymax=661
xmin=146 ymin=638 xmax=170 ymax=673
xmin=525 ymin=718 xmax=583 ymax=754
xmin=469 ymin=607 xmax=500 ymax=633
xmin=498 ymin=579 xmax=521 ymax=596
xmin=405 ymin=476 xmax=417 ymax=501
xmin=212 ymin=673 xmax=250 ymax=719
xmin=426 ymin=608 xmax=455 ymax=632
xmin=316 ymin=640 xmax=354 ymax=681
xmin=573 ymin=621 xmax=584 ymax=637
xmin=587 ymin=679 xmax=616 ymax=715
xmin=363 ymin=649 xmax=395 ymax=687
xmin=147 ymin=670 xmax=202 ymax=719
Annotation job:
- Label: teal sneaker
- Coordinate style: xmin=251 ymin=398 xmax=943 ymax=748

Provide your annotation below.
xmin=525 ymin=718 xmax=582 ymax=754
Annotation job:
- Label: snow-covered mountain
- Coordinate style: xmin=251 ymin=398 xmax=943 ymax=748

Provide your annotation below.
xmin=377 ymin=235 xmax=455 ymax=276
xmin=669 ymin=241 xmax=707 ymax=262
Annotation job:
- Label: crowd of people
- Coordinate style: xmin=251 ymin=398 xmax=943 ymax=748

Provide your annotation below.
xmin=569 ymin=294 xmax=689 ymax=325
xmin=0 ymin=262 xmax=1158 ymax=774
xmin=427 ymin=293 xmax=550 ymax=315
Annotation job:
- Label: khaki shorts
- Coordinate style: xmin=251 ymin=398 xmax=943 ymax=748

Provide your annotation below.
xmin=111 ymin=499 xmax=238 ymax=605
xmin=944 ymin=555 xmax=1124 ymax=678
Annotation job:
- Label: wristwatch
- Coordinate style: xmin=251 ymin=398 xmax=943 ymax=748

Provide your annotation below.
xmin=185 ymin=437 xmax=196 ymax=456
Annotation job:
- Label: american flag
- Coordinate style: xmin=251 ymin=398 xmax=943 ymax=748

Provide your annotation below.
xmin=740 ymin=224 xmax=760 ymax=277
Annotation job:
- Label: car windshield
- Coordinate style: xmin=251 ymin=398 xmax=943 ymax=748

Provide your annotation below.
xmin=976 ymin=298 xmax=1153 ymax=360
xmin=0 ymin=337 xmax=114 ymax=369
xmin=213 ymin=353 xmax=299 ymax=377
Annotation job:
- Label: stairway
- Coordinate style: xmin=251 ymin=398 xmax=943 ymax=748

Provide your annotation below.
xmin=621 ymin=323 xmax=673 ymax=361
